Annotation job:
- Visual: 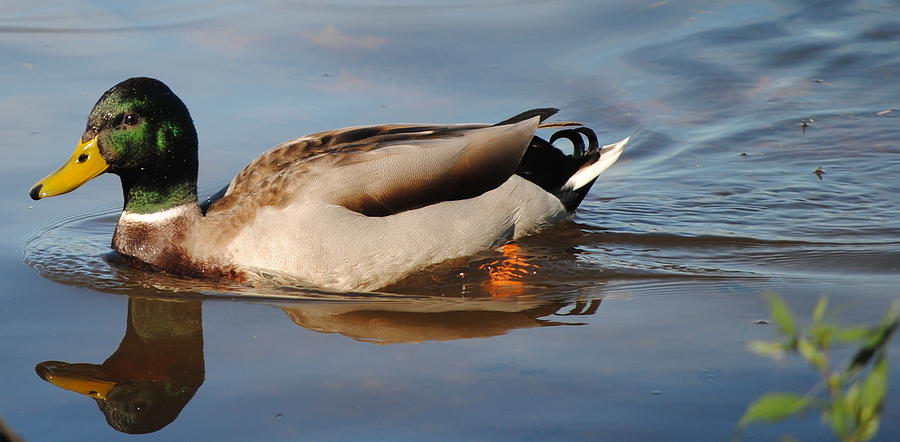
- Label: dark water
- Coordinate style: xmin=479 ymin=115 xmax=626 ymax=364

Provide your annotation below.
xmin=2 ymin=0 xmax=899 ymax=440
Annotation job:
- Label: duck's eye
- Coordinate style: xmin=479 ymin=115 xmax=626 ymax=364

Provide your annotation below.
xmin=123 ymin=113 xmax=140 ymax=125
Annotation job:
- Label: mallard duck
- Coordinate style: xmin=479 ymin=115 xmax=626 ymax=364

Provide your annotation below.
xmin=29 ymin=77 xmax=628 ymax=291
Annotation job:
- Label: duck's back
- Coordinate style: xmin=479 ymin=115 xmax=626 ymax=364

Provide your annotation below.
xmin=208 ymin=117 xmax=541 ymax=218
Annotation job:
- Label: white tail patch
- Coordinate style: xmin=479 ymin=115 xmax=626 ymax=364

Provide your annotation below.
xmin=563 ymin=136 xmax=630 ymax=191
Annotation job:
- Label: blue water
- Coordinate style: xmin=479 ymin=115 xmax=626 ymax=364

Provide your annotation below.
xmin=2 ymin=0 xmax=899 ymax=440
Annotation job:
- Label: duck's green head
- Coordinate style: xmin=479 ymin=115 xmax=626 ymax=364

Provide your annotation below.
xmin=30 ymin=77 xmax=199 ymax=213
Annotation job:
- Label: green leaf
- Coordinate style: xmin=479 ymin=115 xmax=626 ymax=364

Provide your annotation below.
xmin=797 ymin=338 xmax=826 ymax=371
xmin=859 ymin=415 xmax=880 ymax=442
xmin=749 ymin=340 xmax=786 ymax=360
xmin=854 ymin=327 xmax=892 ymax=442
xmin=832 ymin=326 xmax=872 ymax=343
xmin=859 ymin=356 xmax=888 ymax=415
xmin=812 ymin=323 xmax=833 ymax=348
xmin=767 ymin=294 xmax=797 ymax=338
xmin=828 ymin=393 xmax=850 ymax=439
xmin=844 ymin=383 xmax=860 ymax=417
xmin=886 ymin=300 xmax=900 ymax=324
xmin=739 ymin=393 xmax=809 ymax=428
xmin=828 ymin=373 xmax=843 ymax=394
xmin=813 ymin=296 xmax=829 ymax=325
xmin=848 ymin=319 xmax=898 ymax=371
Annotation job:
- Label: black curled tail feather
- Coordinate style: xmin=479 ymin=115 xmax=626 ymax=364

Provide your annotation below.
xmin=549 ymin=127 xmax=598 ymax=156
xmin=515 ymin=126 xmax=603 ymax=211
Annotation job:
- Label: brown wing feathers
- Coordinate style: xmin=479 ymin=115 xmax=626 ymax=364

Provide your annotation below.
xmin=332 ymin=119 xmax=539 ymax=216
xmin=209 ymin=116 xmax=540 ymax=217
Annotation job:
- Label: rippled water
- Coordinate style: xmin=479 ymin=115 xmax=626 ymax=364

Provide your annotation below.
xmin=2 ymin=0 xmax=900 ymax=440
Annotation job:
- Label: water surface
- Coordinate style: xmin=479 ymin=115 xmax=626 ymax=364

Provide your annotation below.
xmin=2 ymin=0 xmax=899 ymax=440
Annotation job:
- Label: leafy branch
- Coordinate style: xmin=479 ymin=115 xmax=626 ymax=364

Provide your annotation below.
xmin=738 ymin=294 xmax=899 ymax=442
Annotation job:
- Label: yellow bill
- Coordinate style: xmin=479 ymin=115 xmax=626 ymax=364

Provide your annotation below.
xmin=30 ymin=136 xmax=108 ymax=200
xmin=42 ymin=372 xmax=116 ymax=400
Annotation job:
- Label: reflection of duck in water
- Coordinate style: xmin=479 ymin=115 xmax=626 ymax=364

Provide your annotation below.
xmin=282 ymin=296 xmax=601 ymax=344
xmin=30 ymin=290 xmax=600 ymax=433
xmin=35 ymin=298 xmax=203 ymax=435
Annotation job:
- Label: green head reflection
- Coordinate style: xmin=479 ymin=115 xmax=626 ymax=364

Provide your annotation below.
xmin=35 ymin=297 xmax=204 ymax=434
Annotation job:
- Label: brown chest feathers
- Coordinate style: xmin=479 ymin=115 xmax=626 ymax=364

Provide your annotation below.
xmin=112 ymin=210 xmax=247 ymax=282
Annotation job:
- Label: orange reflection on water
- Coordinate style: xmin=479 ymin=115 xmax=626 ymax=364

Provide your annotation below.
xmin=480 ymin=244 xmax=539 ymax=298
